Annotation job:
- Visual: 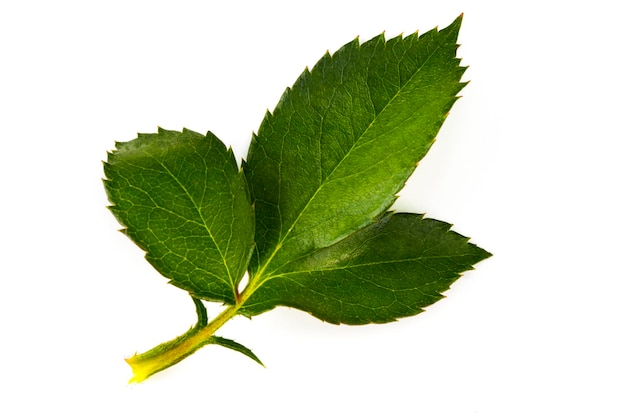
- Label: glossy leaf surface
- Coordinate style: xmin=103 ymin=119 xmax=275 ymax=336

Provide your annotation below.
xmin=104 ymin=128 xmax=254 ymax=304
xmin=241 ymin=213 xmax=490 ymax=324
xmin=244 ymin=16 xmax=466 ymax=279
xmin=104 ymin=16 xmax=491 ymax=381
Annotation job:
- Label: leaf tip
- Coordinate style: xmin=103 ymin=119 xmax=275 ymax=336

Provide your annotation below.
xmin=447 ymin=13 xmax=464 ymax=35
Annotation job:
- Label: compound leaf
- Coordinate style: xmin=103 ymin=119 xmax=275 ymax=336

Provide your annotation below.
xmin=104 ymin=128 xmax=254 ymax=305
xmin=104 ymin=16 xmax=491 ymax=382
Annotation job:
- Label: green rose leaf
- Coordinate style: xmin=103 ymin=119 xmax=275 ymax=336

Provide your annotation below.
xmin=244 ymin=16 xmax=466 ymax=282
xmin=104 ymin=128 xmax=254 ymax=305
xmin=103 ymin=15 xmax=491 ymax=383
xmin=241 ymin=212 xmax=490 ymax=324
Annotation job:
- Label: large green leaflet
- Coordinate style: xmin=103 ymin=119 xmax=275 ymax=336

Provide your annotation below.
xmin=240 ymin=213 xmax=489 ymax=324
xmin=104 ymin=15 xmax=490 ymax=381
xmin=104 ymin=128 xmax=254 ymax=305
xmin=244 ymin=16 xmax=466 ymax=279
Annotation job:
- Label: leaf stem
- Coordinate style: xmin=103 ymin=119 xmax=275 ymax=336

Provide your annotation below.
xmin=125 ymin=301 xmax=240 ymax=383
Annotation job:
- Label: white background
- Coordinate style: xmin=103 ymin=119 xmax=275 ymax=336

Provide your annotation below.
xmin=1 ymin=1 xmax=624 ymax=415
